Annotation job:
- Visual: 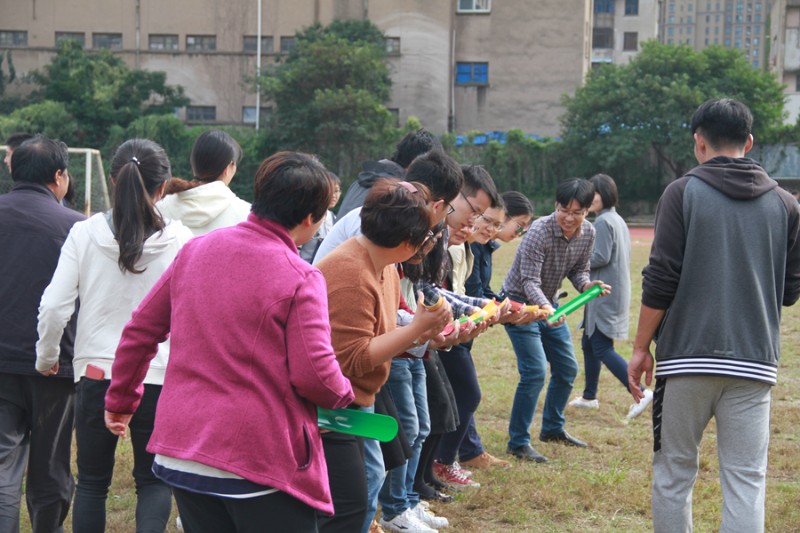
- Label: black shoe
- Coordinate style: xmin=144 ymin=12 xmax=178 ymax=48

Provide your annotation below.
xmin=506 ymin=444 xmax=549 ymax=463
xmin=539 ymin=430 xmax=588 ymax=448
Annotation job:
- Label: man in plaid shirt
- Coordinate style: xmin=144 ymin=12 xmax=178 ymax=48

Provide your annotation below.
xmin=501 ymin=178 xmax=609 ymax=462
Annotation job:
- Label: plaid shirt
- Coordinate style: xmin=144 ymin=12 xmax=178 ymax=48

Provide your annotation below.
xmin=502 ymin=213 xmax=595 ymax=307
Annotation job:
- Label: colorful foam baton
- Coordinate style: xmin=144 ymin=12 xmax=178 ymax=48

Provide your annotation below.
xmin=546 ymin=284 xmax=603 ymax=323
xmin=317 ymin=407 xmax=399 ymax=442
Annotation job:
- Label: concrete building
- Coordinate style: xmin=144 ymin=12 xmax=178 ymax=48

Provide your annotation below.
xmin=0 ymin=0 xmax=592 ymax=137
xmin=659 ymin=0 xmax=770 ymax=69
xmin=769 ymin=0 xmax=800 ymax=124
xmin=591 ymin=0 xmax=660 ymax=67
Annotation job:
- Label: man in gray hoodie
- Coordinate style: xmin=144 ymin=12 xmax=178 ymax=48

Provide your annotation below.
xmin=629 ymin=98 xmax=800 ymax=533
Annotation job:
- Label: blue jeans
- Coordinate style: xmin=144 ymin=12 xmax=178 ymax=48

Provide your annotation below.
xmin=504 ymin=319 xmax=578 ymax=448
xmin=580 ymin=329 xmax=630 ymax=400
xmin=361 ymin=405 xmax=385 ymax=533
xmin=378 ymin=359 xmax=430 ymax=520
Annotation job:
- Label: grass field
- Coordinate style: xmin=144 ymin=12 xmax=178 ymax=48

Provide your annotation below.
xmin=23 ymin=230 xmax=800 ymax=532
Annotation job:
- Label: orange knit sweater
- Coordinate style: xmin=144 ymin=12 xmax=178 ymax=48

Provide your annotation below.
xmin=317 ymin=238 xmax=400 ymax=406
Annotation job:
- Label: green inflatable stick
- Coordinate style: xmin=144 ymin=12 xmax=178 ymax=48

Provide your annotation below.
xmin=317 ymin=407 xmax=399 ymax=442
xmin=547 ymin=284 xmax=603 ymax=323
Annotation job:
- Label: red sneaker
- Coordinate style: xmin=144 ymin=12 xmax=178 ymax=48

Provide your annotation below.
xmin=433 ymin=461 xmax=480 ymax=490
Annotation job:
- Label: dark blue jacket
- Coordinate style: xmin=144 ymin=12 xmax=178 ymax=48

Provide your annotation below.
xmin=465 ymin=240 xmax=501 ymax=300
xmin=0 ymin=182 xmax=85 ymax=377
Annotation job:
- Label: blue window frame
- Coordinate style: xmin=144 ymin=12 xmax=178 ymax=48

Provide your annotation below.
xmin=456 ymin=62 xmax=488 ymax=85
xmin=625 ymin=0 xmax=639 ymax=15
xmin=594 ymin=0 xmax=614 ymax=13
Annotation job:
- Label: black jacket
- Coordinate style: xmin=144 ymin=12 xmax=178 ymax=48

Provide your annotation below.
xmin=336 ymin=159 xmax=404 ymax=219
xmin=0 ymin=182 xmax=85 ymax=377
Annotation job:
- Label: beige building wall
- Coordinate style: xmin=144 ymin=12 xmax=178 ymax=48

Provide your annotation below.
xmin=2 ymin=0 xmax=588 ymax=137
xmin=454 ymin=0 xmax=591 ymax=136
xmin=592 ymin=0 xmax=659 ymax=66
xmin=769 ymin=0 xmax=800 ymax=124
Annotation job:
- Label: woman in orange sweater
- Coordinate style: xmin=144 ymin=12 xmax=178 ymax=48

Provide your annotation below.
xmin=316 ymin=180 xmax=451 ymax=533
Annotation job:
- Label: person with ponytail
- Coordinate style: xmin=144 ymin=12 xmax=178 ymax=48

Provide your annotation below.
xmin=157 ymin=130 xmax=250 ymax=236
xmin=35 ymin=139 xmax=193 ymax=533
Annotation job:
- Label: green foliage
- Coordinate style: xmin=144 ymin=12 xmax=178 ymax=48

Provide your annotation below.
xmin=28 ymin=40 xmax=188 ymax=148
xmin=259 ymin=19 xmax=397 ymax=178
xmin=560 ymin=41 xmax=788 ymax=198
xmin=0 ymin=100 xmax=78 ymax=141
xmin=442 ymin=129 xmax=566 ymax=210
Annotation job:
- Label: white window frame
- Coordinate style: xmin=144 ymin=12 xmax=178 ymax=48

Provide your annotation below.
xmin=457 ymin=0 xmax=491 ymax=14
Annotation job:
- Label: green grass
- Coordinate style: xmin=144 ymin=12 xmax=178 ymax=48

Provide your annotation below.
xmin=21 ymin=234 xmax=800 ymax=532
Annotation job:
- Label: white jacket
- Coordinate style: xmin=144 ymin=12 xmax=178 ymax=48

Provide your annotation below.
xmin=36 ymin=212 xmax=193 ymax=384
xmin=157 ymin=181 xmax=251 ymax=236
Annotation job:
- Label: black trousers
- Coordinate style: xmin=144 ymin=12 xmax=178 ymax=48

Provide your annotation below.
xmin=173 ymin=487 xmax=318 ymax=533
xmin=0 ymin=373 xmax=75 ymax=533
xmin=317 ymin=432 xmax=367 ymax=533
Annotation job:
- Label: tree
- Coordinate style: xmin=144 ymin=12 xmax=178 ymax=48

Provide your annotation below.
xmin=258 ymin=20 xmax=397 ymax=177
xmin=560 ymin=41 xmax=787 ymax=197
xmin=28 ymin=40 xmax=188 ymax=148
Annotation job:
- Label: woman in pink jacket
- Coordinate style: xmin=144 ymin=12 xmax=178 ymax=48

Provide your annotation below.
xmin=104 ymin=151 xmax=355 ymax=533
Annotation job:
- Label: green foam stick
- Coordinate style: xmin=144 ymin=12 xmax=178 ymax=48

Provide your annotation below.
xmin=547 ymin=284 xmax=603 ymax=323
xmin=317 ymin=407 xmax=399 ymax=442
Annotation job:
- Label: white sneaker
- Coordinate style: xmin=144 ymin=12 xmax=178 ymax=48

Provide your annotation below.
xmin=627 ymin=388 xmax=654 ymax=419
xmin=380 ymin=508 xmax=438 ymax=533
xmin=410 ymin=503 xmax=449 ymax=529
xmin=569 ymin=396 xmax=599 ymax=409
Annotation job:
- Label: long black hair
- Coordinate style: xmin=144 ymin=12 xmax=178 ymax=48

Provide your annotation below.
xmin=110 ymin=139 xmax=171 ymax=273
xmin=166 ymin=130 xmax=242 ymax=194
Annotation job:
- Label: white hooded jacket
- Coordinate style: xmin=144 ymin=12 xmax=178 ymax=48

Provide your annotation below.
xmin=36 ymin=212 xmax=193 ymax=384
xmin=157 ymin=181 xmax=251 ymax=236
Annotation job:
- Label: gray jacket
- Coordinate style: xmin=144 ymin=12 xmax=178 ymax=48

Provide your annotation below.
xmin=585 ymin=207 xmax=630 ymax=339
xmin=643 ymin=156 xmax=800 ymax=385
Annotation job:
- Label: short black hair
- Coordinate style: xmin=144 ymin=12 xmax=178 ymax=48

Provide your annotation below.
xmin=10 ymin=135 xmax=69 ymax=185
xmin=252 ymin=151 xmax=332 ymax=228
xmin=405 ymin=149 xmax=463 ymax=203
xmin=361 ymin=179 xmax=431 ymax=248
xmin=501 ymin=191 xmax=533 ymax=218
xmin=555 ymin=178 xmax=594 ymax=209
xmin=5 ymin=133 xmax=34 ymax=150
xmin=690 ymin=98 xmax=753 ymax=150
xmin=461 ymin=165 xmax=501 ymax=208
xmin=589 ymin=174 xmax=618 ymax=209
xmin=391 ymin=128 xmax=440 ymax=169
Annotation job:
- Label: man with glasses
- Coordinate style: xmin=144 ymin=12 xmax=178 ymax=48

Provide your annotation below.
xmin=501 ymin=178 xmax=609 ymax=463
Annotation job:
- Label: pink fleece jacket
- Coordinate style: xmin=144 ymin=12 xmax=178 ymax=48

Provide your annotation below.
xmin=105 ymin=214 xmax=354 ymax=514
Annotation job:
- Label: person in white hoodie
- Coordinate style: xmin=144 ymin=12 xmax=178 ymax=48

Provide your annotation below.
xmin=35 ymin=138 xmax=193 ymax=533
xmin=157 ymin=130 xmax=251 ymax=236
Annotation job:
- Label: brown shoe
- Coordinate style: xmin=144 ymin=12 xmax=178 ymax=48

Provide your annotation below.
xmin=369 ymin=520 xmax=386 ymax=533
xmin=461 ymin=451 xmax=512 ymax=469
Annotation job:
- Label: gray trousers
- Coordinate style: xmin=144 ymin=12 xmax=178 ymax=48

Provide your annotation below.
xmin=652 ymin=375 xmax=771 ymax=533
xmin=0 ymin=374 xmax=75 ymax=533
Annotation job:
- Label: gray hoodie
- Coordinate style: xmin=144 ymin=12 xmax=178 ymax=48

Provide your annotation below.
xmin=643 ymin=156 xmax=800 ymax=385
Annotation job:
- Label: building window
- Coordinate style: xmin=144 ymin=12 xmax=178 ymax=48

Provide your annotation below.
xmin=243 ymin=36 xmax=274 ymax=53
xmin=623 ymin=32 xmax=638 ymax=51
xmin=625 ymin=0 xmax=639 ymax=15
xmin=242 ymin=106 xmax=271 ymax=124
xmin=796 ymin=76 xmax=800 ymax=92
xmin=55 ymin=32 xmax=84 ymax=47
xmin=593 ymin=27 xmax=614 ymax=49
xmin=457 ymin=0 xmax=491 ymax=13
xmin=93 ymin=33 xmax=122 ymax=50
xmin=280 ymin=36 xmax=296 ymax=53
xmin=594 ymin=0 xmax=614 ymax=13
xmin=752 ymin=59 xmax=759 ymax=67
xmin=149 ymin=34 xmax=178 ymax=51
xmin=455 ymin=62 xmax=488 ymax=85
xmin=385 ymin=37 xmax=401 ymax=56
xmin=186 ymin=35 xmax=216 ymax=52
xmin=0 ymin=31 xmax=27 ymax=47
xmin=387 ymin=108 xmax=400 ymax=127
xmin=186 ymin=106 xmax=216 ymax=123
